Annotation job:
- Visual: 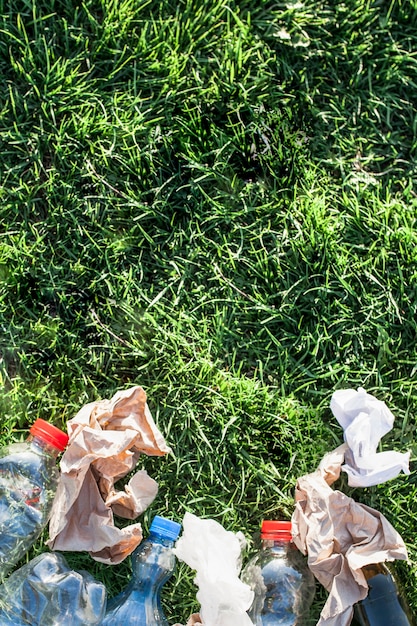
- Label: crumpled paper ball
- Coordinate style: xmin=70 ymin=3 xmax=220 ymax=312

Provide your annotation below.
xmin=48 ymin=386 xmax=170 ymax=563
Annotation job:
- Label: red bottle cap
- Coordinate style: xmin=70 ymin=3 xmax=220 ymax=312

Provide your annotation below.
xmin=261 ymin=520 xmax=292 ymax=540
xmin=30 ymin=419 xmax=69 ymax=452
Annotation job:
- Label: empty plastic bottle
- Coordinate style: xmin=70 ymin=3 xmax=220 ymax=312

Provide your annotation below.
xmin=102 ymin=515 xmax=182 ymax=626
xmin=351 ymin=562 xmax=416 ymax=626
xmin=241 ymin=520 xmax=315 ymax=625
xmin=0 ymin=419 xmax=69 ymax=579
xmin=0 ymin=551 xmax=106 ymax=625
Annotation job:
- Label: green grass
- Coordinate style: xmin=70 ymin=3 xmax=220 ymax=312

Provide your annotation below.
xmin=0 ymin=0 xmax=417 ymax=622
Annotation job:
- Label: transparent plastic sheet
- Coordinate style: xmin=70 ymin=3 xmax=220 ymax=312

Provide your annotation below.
xmin=0 ymin=552 xmax=106 ymax=625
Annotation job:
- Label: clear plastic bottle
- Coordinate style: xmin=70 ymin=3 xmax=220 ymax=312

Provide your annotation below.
xmin=351 ymin=562 xmax=416 ymax=626
xmin=241 ymin=520 xmax=315 ymax=625
xmin=0 ymin=552 xmax=106 ymax=625
xmin=0 ymin=419 xmax=69 ymax=579
xmin=102 ymin=515 xmax=182 ymax=626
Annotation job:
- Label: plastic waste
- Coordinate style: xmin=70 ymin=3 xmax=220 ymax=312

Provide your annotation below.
xmin=0 ymin=551 xmax=106 ymax=625
xmin=291 ymin=445 xmax=410 ymax=626
xmin=330 ymin=387 xmax=410 ymax=487
xmin=173 ymin=511 xmax=254 ymax=626
xmin=102 ymin=515 xmax=181 ymax=625
xmin=241 ymin=520 xmax=315 ymax=625
xmin=0 ymin=419 xmax=68 ymax=579
xmin=351 ymin=562 xmax=416 ymax=626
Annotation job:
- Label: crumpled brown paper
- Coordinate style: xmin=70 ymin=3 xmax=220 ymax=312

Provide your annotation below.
xmin=47 ymin=386 xmax=171 ymax=564
xmin=291 ymin=444 xmax=409 ymax=626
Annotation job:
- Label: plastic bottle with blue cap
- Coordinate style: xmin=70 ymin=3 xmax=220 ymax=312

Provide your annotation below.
xmin=102 ymin=515 xmax=182 ymax=626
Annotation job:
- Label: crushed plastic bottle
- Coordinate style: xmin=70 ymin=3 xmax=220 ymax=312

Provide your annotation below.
xmin=0 ymin=419 xmax=68 ymax=579
xmin=241 ymin=520 xmax=315 ymax=625
xmin=351 ymin=562 xmax=416 ymax=626
xmin=102 ymin=515 xmax=182 ymax=626
xmin=0 ymin=551 xmax=106 ymax=625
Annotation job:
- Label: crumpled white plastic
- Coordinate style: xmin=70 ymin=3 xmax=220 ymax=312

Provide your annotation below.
xmin=173 ymin=512 xmax=254 ymax=626
xmin=330 ymin=387 xmax=410 ymax=487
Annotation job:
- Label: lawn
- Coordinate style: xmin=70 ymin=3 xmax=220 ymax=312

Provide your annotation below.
xmin=0 ymin=0 xmax=416 ymax=622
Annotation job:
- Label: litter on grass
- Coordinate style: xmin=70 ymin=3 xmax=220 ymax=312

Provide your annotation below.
xmin=47 ymin=386 xmax=171 ymax=564
xmin=330 ymin=387 xmax=410 ymax=487
xmin=174 ymin=512 xmax=254 ymax=626
xmin=291 ymin=445 xmax=409 ymax=626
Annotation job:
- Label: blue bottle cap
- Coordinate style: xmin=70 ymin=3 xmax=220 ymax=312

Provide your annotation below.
xmin=149 ymin=515 xmax=181 ymax=541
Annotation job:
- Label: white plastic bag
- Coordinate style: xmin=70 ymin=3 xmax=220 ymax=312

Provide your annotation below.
xmin=174 ymin=513 xmax=254 ymax=626
xmin=330 ymin=387 xmax=410 ymax=486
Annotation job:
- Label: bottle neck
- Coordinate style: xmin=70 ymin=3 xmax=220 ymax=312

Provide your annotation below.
xmin=131 ymin=532 xmax=177 ymax=578
xmin=129 ymin=542 xmax=175 ymax=602
xmin=362 ymin=563 xmax=387 ymax=580
xmin=261 ymin=533 xmax=293 ymax=550
xmin=147 ymin=532 xmax=176 ymax=546
xmin=27 ymin=434 xmax=61 ymax=459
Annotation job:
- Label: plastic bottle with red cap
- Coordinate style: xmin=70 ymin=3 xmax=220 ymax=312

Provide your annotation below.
xmin=0 ymin=418 xmax=69 ymax=579
xmin=241 ymin=520 xmax=315 ymax=625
